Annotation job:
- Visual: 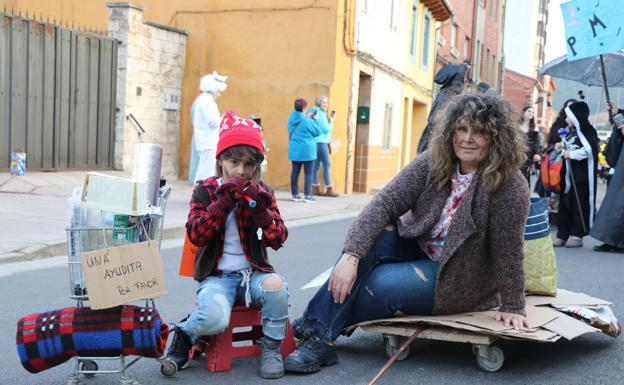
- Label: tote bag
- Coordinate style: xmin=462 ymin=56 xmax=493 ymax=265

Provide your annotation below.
xmin=523 ymin=197 xmax=558 ymax=296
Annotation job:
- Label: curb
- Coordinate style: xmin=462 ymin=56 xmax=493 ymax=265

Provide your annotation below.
xmin=0 ymin=205 xmax=367 ymax=265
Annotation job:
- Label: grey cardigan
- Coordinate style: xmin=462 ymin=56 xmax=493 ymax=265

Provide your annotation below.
xmin=343 ymin=152 xmax=530 ymax=315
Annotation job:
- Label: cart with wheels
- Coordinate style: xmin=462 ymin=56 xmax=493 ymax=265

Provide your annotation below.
xmin=64 ymin=185 xmax=178 ymax=385
xmin=352 ymin=290 xmax=618 ymax=376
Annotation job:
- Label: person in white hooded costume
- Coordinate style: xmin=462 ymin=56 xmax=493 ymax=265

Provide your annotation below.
xmin=192 ymin=71 xmax=228 ymax=182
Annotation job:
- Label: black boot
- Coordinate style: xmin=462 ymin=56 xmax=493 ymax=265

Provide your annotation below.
xmin=166 ymin=326 xmax=193 ymax=370
xmin=284 ymin=336 xmax=338 ymax=373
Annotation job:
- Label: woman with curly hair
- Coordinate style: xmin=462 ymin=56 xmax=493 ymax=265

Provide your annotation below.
xmin=285 ymin=93 xmax=530 ymax=374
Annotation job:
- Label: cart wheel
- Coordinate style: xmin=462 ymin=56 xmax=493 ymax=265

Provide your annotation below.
xmin=79 ymin=359 xmax=98 ymax=377
xmin=473 ymin=345 xmax=504 ymax=372
xmin=383 ymin=335 xmax=410 ymax=361
xmin=160 ymin=360 xmax=178 ymax=377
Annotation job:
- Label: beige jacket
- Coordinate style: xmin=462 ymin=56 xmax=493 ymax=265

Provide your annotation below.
xmin=343 ymin=152 xmax=530 ymax=315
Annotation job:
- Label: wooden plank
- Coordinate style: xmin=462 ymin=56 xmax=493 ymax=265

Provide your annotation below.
xmin=362 ymin=324 xmax=497 ymax=345
xmin=97 ymin=39 xmax=112 ymax=167
xmin=41 ymin=23 xmax=55 ymax=169
xmin=10 ymin=17 xmax=27 ymax=156
xmin=26 ymin=20 xmax=43 ymax=169
xmin=108 ymin=40 xmax=119 ymax=168
xmin=71 ymin=34 xmax=88 ymax=167
xmin=56 ymin=28 xmax=72 ymax=168
xmin=0 ymin=14 xmax=10 ymax=168
xmin=86 ymin=36 xmax=98 ymax=166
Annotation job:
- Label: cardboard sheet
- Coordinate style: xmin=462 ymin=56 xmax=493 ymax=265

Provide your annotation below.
xmin=526 ymin=289 xmax=612 ymax=307
xmin=355 ymin=289 xmax=615 ymax=343
xmin=542 ymin=312 xmax=601 ymax=340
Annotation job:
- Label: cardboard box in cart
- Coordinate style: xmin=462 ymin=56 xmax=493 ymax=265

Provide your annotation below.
xmin=78 ymin=172 xmax=149 ymax=216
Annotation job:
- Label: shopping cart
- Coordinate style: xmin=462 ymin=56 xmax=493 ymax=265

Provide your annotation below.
xmin=64 ymin=185 xmax=177 ymax=385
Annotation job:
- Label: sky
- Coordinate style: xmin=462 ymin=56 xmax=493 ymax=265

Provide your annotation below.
xmin=544 ymin=0 xmax=568 ymax=63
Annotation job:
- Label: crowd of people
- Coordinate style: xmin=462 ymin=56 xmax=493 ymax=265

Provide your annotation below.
xmin=172 ymin=67 xmax=623 ymax=379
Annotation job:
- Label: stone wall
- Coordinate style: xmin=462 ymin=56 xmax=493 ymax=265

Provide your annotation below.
xmin=107 ymin=2 xmax=186 ymax=178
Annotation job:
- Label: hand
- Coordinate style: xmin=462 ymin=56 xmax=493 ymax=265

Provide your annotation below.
xmin=563 ymin=151 xmax=571 ymax=159
xmin=495 ymin=311 xmax=529 ymax=331
xmin=241 ymin=180 xmax=273 ymax=211
xmin=606 ymin=101 xmax=618 ymax=113
xmin=532 ymin=154 xmax=541 ymax=162
xmin=214 ymin=181 xmax=239 ymax=208
xmin=554 ymin=142 xmax=563 ymax=151
xmin=328 ymin=253 xmax=359 ymax=304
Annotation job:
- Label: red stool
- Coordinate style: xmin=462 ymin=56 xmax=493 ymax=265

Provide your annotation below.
xmin=190 ymin=305 xmax=296 ymax=372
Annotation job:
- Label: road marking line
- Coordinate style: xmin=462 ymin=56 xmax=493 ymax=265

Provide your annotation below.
xmin=301 ymin=267 xmax=332 ymax=289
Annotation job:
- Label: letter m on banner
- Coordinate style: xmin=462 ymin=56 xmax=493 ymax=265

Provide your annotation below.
xmin=561 ymin=0 xmax=624 ymax=61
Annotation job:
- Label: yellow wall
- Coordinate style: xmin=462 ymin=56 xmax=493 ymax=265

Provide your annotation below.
xmin=398 ymin=1 xmax=437 ymax=167
xmin=3 ymin=0 xmax=351 ymax=191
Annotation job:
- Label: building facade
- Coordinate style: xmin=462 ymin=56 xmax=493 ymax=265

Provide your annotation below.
xmin=3 ymin=0 xmax=451 ymax=194
xmin=436 ymin=0 xmax=505 ymax=91
xmin=350 ymin=0 xmax=450 ymax=193
xmin=502 ymin=0 xmax=552 ymax=130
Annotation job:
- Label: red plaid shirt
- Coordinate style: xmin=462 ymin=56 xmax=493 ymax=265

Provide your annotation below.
xmin=186 ymin=177 xmax=287 ymax=273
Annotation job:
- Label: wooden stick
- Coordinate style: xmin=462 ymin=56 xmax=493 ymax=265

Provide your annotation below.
xmin=367 ymin=327 xmax=425 ymax=385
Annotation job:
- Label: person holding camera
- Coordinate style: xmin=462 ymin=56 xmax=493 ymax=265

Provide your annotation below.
xmin=287 ymin=99 xmax=321 ymax=203
xmin=309 ymin=95 xmax=339 ymax=197
xmin=590 ymin=101 xmax=624 ymax=253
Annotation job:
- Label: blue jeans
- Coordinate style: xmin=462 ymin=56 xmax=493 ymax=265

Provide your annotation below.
xmin=312 ymin=143 xmax=331 ymax=187
xmin=179 ymin=270 xmax=289 ymax=342
xmin=291 ymin=161 xmax=314 ymax=196
xmin=300 ymin=229 xmax=438 ymax=341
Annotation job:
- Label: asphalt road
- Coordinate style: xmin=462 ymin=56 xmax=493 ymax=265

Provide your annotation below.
xmin=1 ymin=217 xmax=622 ymax=385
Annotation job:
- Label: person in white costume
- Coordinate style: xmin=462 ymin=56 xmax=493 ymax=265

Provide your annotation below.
xmin=192 ymin=71 xmax=228 ymax=181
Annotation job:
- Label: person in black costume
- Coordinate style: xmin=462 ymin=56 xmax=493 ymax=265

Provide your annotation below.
xmin=552 ymin=101 xmax=599 ymax=248
xmin=590 ymin=101 xmax=624 ymax=253
xmin=417 ymin=63 xmax=470 ymax=154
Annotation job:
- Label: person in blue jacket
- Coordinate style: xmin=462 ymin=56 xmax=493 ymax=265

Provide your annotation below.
xmin=309 ymin=95 xmax=339 ymax=197
xmin=288 ymin=98 xmax=321 ymax=202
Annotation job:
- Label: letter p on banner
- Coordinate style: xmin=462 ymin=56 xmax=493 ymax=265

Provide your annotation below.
xmin=81 ymin=240 xmax=168 ymax=309
xmin=561 ymin=0 xmax=624 ymax=61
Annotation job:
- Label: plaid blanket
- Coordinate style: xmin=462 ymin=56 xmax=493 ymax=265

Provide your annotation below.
xmin=16 ymin=305 xmax=169 ymax=373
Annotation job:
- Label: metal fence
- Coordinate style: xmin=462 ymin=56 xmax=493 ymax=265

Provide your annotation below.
xmin=0 ymin=13 xmax=118 ymax=170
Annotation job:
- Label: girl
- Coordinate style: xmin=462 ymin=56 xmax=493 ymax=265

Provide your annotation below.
xmin=168 ymin=111 xmax=289 ymax=379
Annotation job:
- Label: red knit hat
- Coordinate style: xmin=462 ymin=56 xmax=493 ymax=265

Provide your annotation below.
xmin=216 ymin=110 xmax=265 ymax=158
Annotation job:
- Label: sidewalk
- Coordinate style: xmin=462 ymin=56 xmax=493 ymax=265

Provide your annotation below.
xmin=0 ymin=171 xmax=372 ymax=264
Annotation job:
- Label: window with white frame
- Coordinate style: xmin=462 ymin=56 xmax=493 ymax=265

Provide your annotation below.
xmin=421 ymin=11 xmax=431 ymax=68
xmin=409 ymin=1 xmax=419 ymax=59
xmin=383 ymin=104 xmax=393 ymax=151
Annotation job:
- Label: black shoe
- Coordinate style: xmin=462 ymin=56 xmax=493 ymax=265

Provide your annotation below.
xmin=284 ymin=337 xmax=338 ymax=373
xmin=292 ymin=317 xmax=314 ymax=340
xmin=593 ymin=243 xmax=624 ymax=253
xmin=166 ymin=326 xmax=193 ymax=370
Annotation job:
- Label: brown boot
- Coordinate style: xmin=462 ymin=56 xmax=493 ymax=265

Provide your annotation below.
xmin=312 ymin=185 xmax=322 ymax=196
xmin=325 ymin=186 xmax=339 ymax=197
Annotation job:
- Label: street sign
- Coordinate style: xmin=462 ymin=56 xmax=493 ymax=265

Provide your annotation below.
xmin=561 ymin=0 xmax=624 ymax=61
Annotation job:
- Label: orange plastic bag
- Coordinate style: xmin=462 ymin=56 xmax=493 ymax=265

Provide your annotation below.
xmin=179 ymin=233 xmax=198 ymax=277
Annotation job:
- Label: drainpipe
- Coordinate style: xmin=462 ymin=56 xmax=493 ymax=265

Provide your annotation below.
xmin=344 ymin=0 xmax=359 ymax=194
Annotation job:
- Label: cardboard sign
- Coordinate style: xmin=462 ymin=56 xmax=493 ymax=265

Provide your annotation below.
xmin=81 ymin=240 xmax=167 ymax=309
xmin=561 ymin=0 xmax=624 ymax=61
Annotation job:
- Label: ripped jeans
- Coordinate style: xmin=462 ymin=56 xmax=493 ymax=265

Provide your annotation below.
xmin=301 ymin=228 xmax=438 ymax=342
xmin=179 ymin=270 xmax=289 ymax=343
